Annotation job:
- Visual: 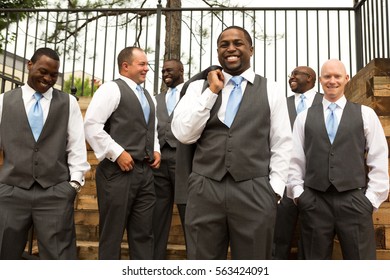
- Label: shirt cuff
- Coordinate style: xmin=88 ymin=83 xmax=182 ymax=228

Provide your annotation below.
xmin=199 ymin=88 xmax=218 ymax=110
xmin=107 ymin=144 xmax=125 ymax=162
xmin=70 ymin=171 xmax=85 ymax=186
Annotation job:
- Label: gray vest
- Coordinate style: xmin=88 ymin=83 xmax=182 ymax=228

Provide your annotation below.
xmin=287 ymin=92 xmax=323 ymax=129
xmin=155 ymin=91 xmax=177 ymax=149
xmin=192 ymin=75 xmax=271 ymax=182
xmin=0 ymin=88 xmax=70 ymax=188
xmin=104 ymin=79 xmax=155 ymax=160
xmin=304 ymin=102 xmax=367 ymax=192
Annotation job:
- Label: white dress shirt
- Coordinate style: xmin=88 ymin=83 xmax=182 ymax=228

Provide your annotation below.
xmin=287 ymin=95 xmax=389 ymax=210
xmin=84 ymin=75 xmax=160 ymax=162
xmin=171 ymin=68 xmax=292 ymax=197
xmin=0 ymin=84 xmax=90 ymax=185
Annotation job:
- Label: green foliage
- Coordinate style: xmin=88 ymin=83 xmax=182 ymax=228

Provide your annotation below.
xmin=64 ymin=74 xmax=100 ymax=96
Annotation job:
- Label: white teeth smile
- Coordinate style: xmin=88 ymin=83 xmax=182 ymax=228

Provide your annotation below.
xmin=226 ymin=56 xmax=239 ymax=61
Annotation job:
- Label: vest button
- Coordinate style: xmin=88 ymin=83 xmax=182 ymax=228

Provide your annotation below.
xmin=35 ymin=148 xmax=39 ymax=152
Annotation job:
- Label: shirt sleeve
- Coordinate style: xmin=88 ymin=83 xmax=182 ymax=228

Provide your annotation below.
xmin=67 ymin=95 xmax=91 ymax=185
xmin=286 ymin=111 xmax=307 ymax=199
xmin=267 ymin=81 xmax=293 ymax=197
xmin=362 ymin=105 xmax=389 ymax=210
xmin=150 ymin=94 xmax=161 ymax=154
xmin=171 ymin=79 xmax=218 ymax=144
xmin=83 ymin=82 xmax=124 ymax=162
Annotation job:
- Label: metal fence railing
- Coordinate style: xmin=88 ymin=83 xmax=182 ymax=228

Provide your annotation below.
xmin=0 ymin=0 xmax=388 ymax=96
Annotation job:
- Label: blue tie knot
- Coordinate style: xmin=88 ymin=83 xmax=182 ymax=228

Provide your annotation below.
xmin=296 ymin=94 xmax=307 ymax=114
xmin=34 ymin=92 xmax=43 ymax=101
xmin=231 ymin=76 xmax=244 ymax=87
xmin=328 ymin=103 xmax=337 ymax=111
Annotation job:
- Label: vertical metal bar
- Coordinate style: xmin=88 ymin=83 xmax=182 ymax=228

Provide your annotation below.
xmin=112 ymin=13 xmax=119 ymax=80
xmin=295 ymin=10 xmax=298 ymax=66
xmin=264 ymin=10 xmax=267 ymax=76
xmin=199 ymin=10 xmax=204 ymax=71
xmin=306 ymin=10 xmax=309 ymax=64
xmin=102 ymin=13 xmax=109 ymax=82
xmin=153 ymin=2 xmax=162 ymax=96
xmin=327 ymin=10 xmax=330 ymax=59
xmin=338 ymin=10 xmax=341 ymax=60
xmin=274 ymin=10 xmax=277 ymax=80
xmin=386 ymin=0 xmax=389 ymax=57
xmin=21 ymin=12 xmax=30 ymax=85
xmin=252 ymin=10 xmax=256 ymax=73
xmin=92 ymin=11 xmax=99 ymax=88
xmin=355 ymin=1 xmax=364 ymax=70
xmin=82 ymin=13 xmax=89 ymax=96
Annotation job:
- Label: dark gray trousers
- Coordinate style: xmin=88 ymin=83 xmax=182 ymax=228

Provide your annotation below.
xmin=185 ymin=172 xmax=277 ymax=260
xmin=96 ymin=158 xmax=155 ymax=260
xmin=298 ymin=186 xmax=376 ymax=259
xmin=0 ymin=182 xmax=77 ymax=259
xmin=152 ymin=145 xmax=176 ymax=259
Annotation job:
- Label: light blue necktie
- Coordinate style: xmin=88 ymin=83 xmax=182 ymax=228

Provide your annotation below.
xmin=136 ymin=85 xmax=150 ymax=123
xmin=296 ymin=94 xmax=307 ymax=114
xmin=224 ymin=76 xmax=244 ymax=127
xmin=166 ymin=87 xmax=177 ymax=116
xmin=28 ymin=92 xmax=44 ymax=141
xmin=326 ymin=103 xmax=338 ymax=144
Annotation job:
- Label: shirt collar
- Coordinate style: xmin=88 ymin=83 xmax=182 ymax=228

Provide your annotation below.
xmin=22 ymin=84 xmax=52 ymax=100
xmin=295 ymin=88 xmax=316 ymax=100
xmin=323 ymin=94 xmax=347 ymax=110
xmin=119 ymin=74 xmax=139 ymax=91
xmin=168 ymin=82 xmax=184 ymax=94
xmin=222 ymin=68 xmax=255 ymax=86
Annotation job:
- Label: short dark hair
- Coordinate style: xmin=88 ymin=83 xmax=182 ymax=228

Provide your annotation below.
xmin=217 ymin=26 xmax=253 ymax=46
xmin=117 ymin=46 xmax=143 ymax=69
xmin=164 ymin=59 xmax=184 ymax=71
xmin=30 ymin=47 xmax=60 ymax=63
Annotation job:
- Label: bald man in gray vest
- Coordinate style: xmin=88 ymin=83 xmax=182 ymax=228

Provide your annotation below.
xmin=287 ymin=59 xmax=389 ymax=259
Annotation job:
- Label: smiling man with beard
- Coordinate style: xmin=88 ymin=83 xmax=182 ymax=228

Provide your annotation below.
xmin=0 ymin=47 xmax=90 ymax=259
xmin=153 ymin=59 xmax=184 ymax=259
xmin=171 ymin=26 xmax=292 ymax=260
xmin=273 ymin=66 xmax=323 ymax=260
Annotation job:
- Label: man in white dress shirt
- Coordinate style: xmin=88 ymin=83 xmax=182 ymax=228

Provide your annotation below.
xmin=84 ymin=46 xmax=161 ymax=259
xmin=153 ymin=59 xmax=184 ymax=259
xmin=287 ymin=59 xmax=389 ymax=259
xmin=273 ymin=66 xmax=322 ymax=259
xmin=0 ymin=47 xmax=90 ymax=259
xmin=171 ymin=26 xmax=292 ymax=259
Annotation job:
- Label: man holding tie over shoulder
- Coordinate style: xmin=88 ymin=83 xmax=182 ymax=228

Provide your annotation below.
xmin=172 ymin=26 xmax=292 ymax=260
